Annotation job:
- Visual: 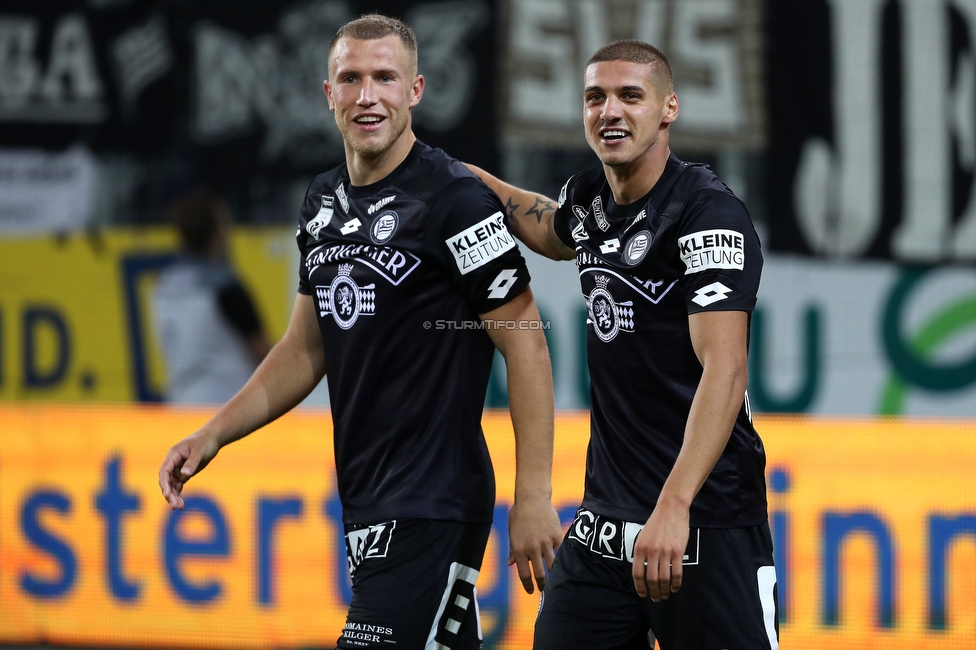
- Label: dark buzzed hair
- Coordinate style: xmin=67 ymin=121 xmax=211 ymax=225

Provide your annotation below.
xmin=167 ymin=189 xmax=228 ymax=255
xmin=329 ymin=14 xmax=418 ymax=74
xmin=587 ymin=40 xmax=673 ymax=96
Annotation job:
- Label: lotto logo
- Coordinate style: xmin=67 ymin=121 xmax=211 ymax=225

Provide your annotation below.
xmin=487 ymin=269 xmax=518 ymax=299
xmin=340 ymin=218 xmax=362 ymax=235
xmin=692 ymin=281 xmax=733 ymax=306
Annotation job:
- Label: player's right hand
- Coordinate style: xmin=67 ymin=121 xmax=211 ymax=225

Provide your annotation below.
xmin=158 ymin=431 xmax=220 ymax=510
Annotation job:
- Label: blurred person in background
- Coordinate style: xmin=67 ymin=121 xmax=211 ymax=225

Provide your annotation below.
xmin=468 ymin=40 xmax=778 ymax=650
xmin=153 ymin=189 xmax=272 ymax=404
xmin=159 ymin=13 xmax=562 ymax=650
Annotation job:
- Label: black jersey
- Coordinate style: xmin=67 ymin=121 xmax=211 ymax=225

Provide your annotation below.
xmin=552 ymin=154 xmax=768 ymax=528
xmin=296 ymin=141 xmax=531 ymax=525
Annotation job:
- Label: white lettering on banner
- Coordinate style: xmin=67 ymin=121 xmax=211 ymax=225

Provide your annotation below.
xmin=0 ymin=14 xmax=107 ymax=123
xmin=111 ymin=15 xmax=174 ymax=118
xmin=794 ymin=0 xmax=884 ymax=258
xmin=503 ymin=0 xmax=763 ymax=148
xmin=191 ymin=1 xmax=486 ymax=165
xmin=894 ymin=0 xmax=976 ymax=260
xmin=671 ymin=0 xmax=744 ymax=131
xmin=445 ymin=211 xmax=516 ymax=274
xmin=0 ymin=147 xmax=97 ymax=232
xmin=191 ymin=5 xmax=349 ymax=163
xmin=407 ymin=0 xmax=490 ymax=131
xmin=678 ymin=229 xmax=745 ymax=274
xmin=792 ymin=0 xmax=976 ymax=261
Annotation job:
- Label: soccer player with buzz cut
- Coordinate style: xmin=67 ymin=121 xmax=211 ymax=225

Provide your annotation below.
xmin=158 ymin=14 xmax=563 ymax=650
xmin=468 ymin=40 xmax=779 ymax=649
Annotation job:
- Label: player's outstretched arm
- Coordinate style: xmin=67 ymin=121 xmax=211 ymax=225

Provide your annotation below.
xmin=159 ymin=293 xmax=326 ymax=509
xmin=481 ymin=287 xmax=563 ymax=594
xmin=465 ymin=164 xmax=575 ymax=262
xmin=631 ymin=310 xmax=749 ymax=600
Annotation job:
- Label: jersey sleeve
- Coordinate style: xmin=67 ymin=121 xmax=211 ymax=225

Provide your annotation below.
xmin=552 ymin=172 xmax=586 ymax=249
xmin=295 ymin=185 xmax=321 ymax=296
xmin=675 ymin=188 xmax=763 ymax=314
xmin=427 ymin=176 xmax=532 ymax=314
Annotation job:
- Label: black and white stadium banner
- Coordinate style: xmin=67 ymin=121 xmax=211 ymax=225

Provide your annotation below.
xmin=768 ymin=0 xmax=976 ymax=262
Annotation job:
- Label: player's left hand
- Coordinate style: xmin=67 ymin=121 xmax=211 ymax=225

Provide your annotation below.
xmin=631 ymin=500 xmax=690 ymax=601
xmin=507 ymin=497 xmax=563 ymax=594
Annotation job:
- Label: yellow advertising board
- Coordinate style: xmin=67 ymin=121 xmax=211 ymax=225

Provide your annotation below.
xmin=0 ymin=229 xmax=294 ymax=402
xmin=0 ymin=407 xmax=973 ymax=649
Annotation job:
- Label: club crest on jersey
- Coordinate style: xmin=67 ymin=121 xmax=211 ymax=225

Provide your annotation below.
xmin=315 ymin=264 xmax=376 ymax=329
xmin=592 ymin=196 xmax=610 ymax=231
xmin=335 ymin=182 xmax=350 ymax=212
xmin=345 ymin=520 xmax=396 ymax=576
xmin=586 ymin=275 xmax=636 ymax=343
xmin=307 ymin=195 xmax=334 ymax=239
xmin=369 ymin=211 xmax=399 ymax=244
xmin=623 ymin=230 xmax=652 ymax=266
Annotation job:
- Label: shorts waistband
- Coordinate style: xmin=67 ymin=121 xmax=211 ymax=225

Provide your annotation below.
xmin=567 ymin=508 xmax=644 ymax=563
xmin=567 ymin=508 xmax=701 ymax=566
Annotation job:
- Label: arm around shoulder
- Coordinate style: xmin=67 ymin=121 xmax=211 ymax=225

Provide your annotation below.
xmin=465 ymin=163 xmax=575 ymax=261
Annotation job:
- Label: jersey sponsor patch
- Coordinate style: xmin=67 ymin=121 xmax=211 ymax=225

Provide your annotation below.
xmin=335 ymin=182 xmax=349 ymax=212
xmin=369 ymin=211 xmax=399 ymax=244
xmin=568 ymin=509 xmax=700 ymax=564
xmin=344 ymin=519 xmax=396 ymax=576
xmin=306 ymin=242 xmax=421 ymax=285
xmin=678 ymin=228 xmax=745 ymax=274
xmin=306 ymin=195 xmax=334 ymax=239
xmin=592 ymin=196 xmax=609 ymax=231
xmin=691 ymin=281 xmax=733 ymax=307
xmin=368 ymin=194 xmax=395 ymax=214
xmin=445 ymin=211 xmax=516 ymax=275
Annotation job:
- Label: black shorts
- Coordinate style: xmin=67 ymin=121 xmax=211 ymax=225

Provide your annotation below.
xmin=337 ymin=518 xmax=491 ymax=649
xmin=534 ymin=509 xmax=779 ymax=650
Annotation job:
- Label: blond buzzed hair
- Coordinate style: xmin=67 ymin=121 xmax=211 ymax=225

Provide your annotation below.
xmin=587 ymin=39 xmax=673 ymax=96
xmin=329 ymin=14 xmax=419 ymax=75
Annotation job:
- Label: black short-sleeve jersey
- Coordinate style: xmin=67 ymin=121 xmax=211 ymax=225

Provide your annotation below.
xmin=296 ymin=141 xmax=531 ymax=525
xmin=552 ymin=154 xmax=768 ymax=527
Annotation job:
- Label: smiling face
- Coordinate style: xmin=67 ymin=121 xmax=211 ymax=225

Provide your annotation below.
xmin=325 ymin=35 xmax=424 ymax=162
xmin=583 ymin=60 xmax=678 ymax=170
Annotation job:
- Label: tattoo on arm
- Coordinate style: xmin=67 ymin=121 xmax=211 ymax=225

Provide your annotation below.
xmin=525 ymin=196 xmax=556 ymax=224
xmin=503 ymin=196 xmax=522 ymax=237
